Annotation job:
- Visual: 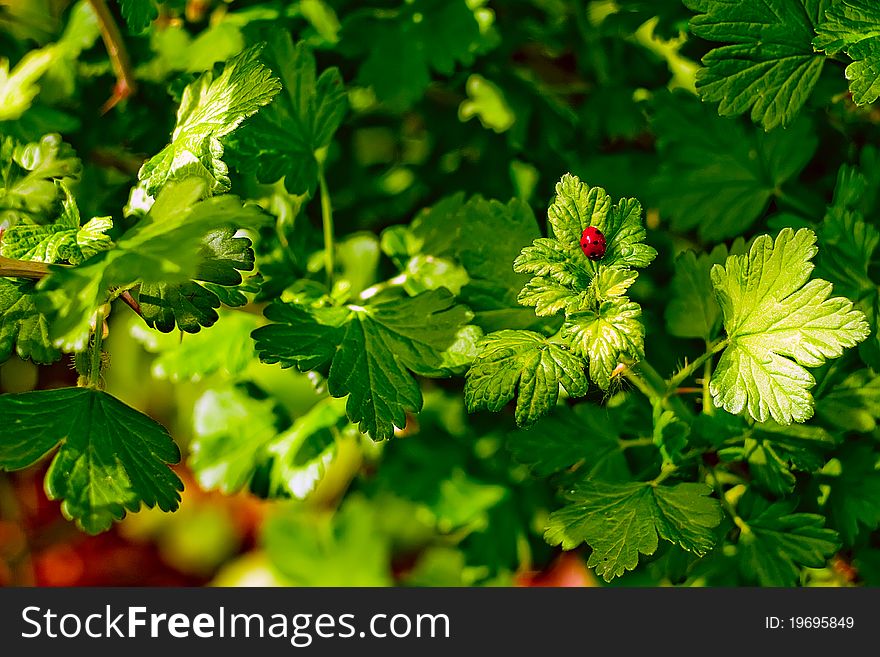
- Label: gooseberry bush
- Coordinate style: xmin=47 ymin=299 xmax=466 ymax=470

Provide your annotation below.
xmin=2 ymin=0 xmax=880 ymax=587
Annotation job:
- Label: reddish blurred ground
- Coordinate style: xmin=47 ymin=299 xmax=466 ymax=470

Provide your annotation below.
xmin=0 ymin=465 xmax=267 ymax=587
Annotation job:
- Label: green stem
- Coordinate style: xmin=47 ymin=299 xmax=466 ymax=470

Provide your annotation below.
xmin=618 ymin=437 xmax=656 ymax=450
xmin=623 ymin=367 xmax=662 ymax=405
xmin=702 ymin=346 xmax=714 ymax=415
xmin=649 ymin=463 xmax=678 ymax=486
xmin=707 ymin=465 xmax=741 ymax=526
xmin=318 ymin=164 xmax=335 ymax=288
xmin=667 ymin=339 xmax=728 ymax=392
xmin=87 ymin=307 xmax=105 ymax=389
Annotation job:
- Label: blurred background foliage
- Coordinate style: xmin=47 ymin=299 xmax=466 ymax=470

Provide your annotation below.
xmin=0 ymin=0 xmax=872 ymax=587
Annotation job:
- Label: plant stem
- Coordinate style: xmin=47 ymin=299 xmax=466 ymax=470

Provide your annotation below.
xmin=649 ymin=463 xmax=678 ymax=486
xmin=702 ymin=344 xmax=714 ymax=415
xmin=87 ymin=307 xmax=106 ymax=389
xmin=707 ymin=465 xmax=741 ymax=525
xmin=318 ymin=164 xmax=335 ymax=288
xmin=88 ymin=0 xmax=137 ymax=113
xmin=667 ymin=339 xmax=728 ymax=392
xmin=0 ymin=256 xmax=52 ymax=279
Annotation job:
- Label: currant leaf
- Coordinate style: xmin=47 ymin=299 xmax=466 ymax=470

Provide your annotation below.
xmin=136 ymin=227 xmax=255 ymax=333
xmin=666 ymin=242 xmax=746 ymax=341
xmin=514 ymin=174 xmax=656 ymax=315
xmin=562 ymin=298 xmax=645 ymax=390
xmin=348 ymin=0 xmax=483 ymax=109
xmin=651 ymin=93 xmax=817 ymax=240
xmin=228 ymin=31 xmax=347 ymax=196
xmin=0 ymin=134 xmax=80 ymax=228
xmin=253 ymin=289 xmax=473 ymax=440
xmin=735 ymin=493 xmax=839 ymax=586
xmin=506 ymin=404 xmax=626 ymax=479
xmin=38 ymin=178 xmax=267 ymax=351
xmin=0 ymin=387 xmax=183 ymax=534
xmin=117 ymin=0 xmax=157 ymax=34
xmin=138 ymin=46 xmax=281 ymax=196
xmin=683 ymin=0 xmax=827 ymax=129
xmin=821 ymin=443 xmax=880 ymax=546
xmin=544 ymin=480 xmax=722 ymax=582
xmin=464 ymin=330 xmax=588 ymax=427
xmin=814 ymin=0 xmax=880 ymax=104
xmin=0 ymin=278 xmax=58 ymax=364
xmin=0 ymin=184 xmax=112 ymax=264
xmin=710 ymin=228 xmax=870 ymax=424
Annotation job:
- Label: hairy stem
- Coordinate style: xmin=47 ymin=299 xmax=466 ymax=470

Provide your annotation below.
xmin=702 ymin=345 xmax=714 ymax=415
xmin=667 ymin=338 xmax=728 ymax=392
xmin=86 ymin=307 xmax=106 ymax=389
xmin=318 ymin=164 xmax=335 ymax=288
xmin=0 ymin=256 xmax=52 ymax=279
xmin=88 ymin=0 xmax=137 ymax=113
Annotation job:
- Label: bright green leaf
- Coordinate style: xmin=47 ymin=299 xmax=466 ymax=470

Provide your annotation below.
xmin=138 ymin=46 xmax=281 ymax=196
xmin=710 ymin=228 xmax=870 ymax=424
xmin=465 ymin=330 xmax=589 ymax=427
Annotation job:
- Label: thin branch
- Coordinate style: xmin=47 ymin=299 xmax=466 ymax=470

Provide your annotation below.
xmin=88 ymin=0 xmax=137 ymax=113
xmin=0 ymin=256 xmax=52 ymax=279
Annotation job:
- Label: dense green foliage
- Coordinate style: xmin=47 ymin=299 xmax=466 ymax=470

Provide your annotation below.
xmin=2 ymin=0 xmax=880 ymax=587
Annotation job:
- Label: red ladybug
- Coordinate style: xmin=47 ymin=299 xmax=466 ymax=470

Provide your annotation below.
xmin=579 ymin=226 xmax=606 ymax=260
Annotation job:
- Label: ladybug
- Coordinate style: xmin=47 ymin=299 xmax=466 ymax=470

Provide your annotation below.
xmin=579 ymin=226 xmax=606 ymax=260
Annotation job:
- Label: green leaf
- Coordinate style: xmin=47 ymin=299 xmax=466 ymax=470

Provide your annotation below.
xmin=191 ymin=386 xmax=346 ymax=500
xmin=350 ymin=0 xmax=483 ymax=109
xmin=684 ymin=0 xmax=827 ymax=129
xmin=229 ymin=31 xmax=346 ymax=196
xmin=1 ymin=184 xmax=112 ymax=264
xmin=562 ymin=298 xmax=645 ymax=390
xmin=545 ymin=481 xmax=722 ymax=582
xmin=384 ymin=194 xmax=542 ymax=331
xmin=253 ymin=289 xmax=472 ymax=440
xmin=118 ymin=0 xmax=157 ymax=34
xmin=666 ymin=243 xmax=745 ymax=341
xmin=710 ymin=228 xmax=870 ymax=424
xmin=136 ymin=227 xmax=255 ymax=333
xmin=817 ymin=369 xmax=880 ymax=432
xmin=0 ymin=278 xmax=58 ymax=364
xmin=821 ymin=443 xmax=880 ymax=546
xmin=138 ymin=46 xmax=281 ymax=196
xmin=506 ymin=404 xmax=626 ymax=478
xmin=0 ymin=134 xmax=80 ymax=227
xmin=38 ymin=178 xmax=266 ymax=351
xmin=718 ymin=421 xmax=836 ymax=495
xmin=651 ymin=93 xmax=817 ymax=240
xmin=816 ymin=194 xmax=878 ymax=303
xmin=514 ymin=174 xmax=655 ymax=333
xmin=0 ymin=48 xmax=57 ymax=122
xmin=735 ymin=493 xmax=839 ymax=586
xmin=814 ymin=0 xmax=880 ymax=104
xmin=0 ymin=387 xmax=182 ymax=534
xmin=464 ymin=330 xmax=588 ymax=427
xmin=263 ymin=495 xmax=392 ymax=586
